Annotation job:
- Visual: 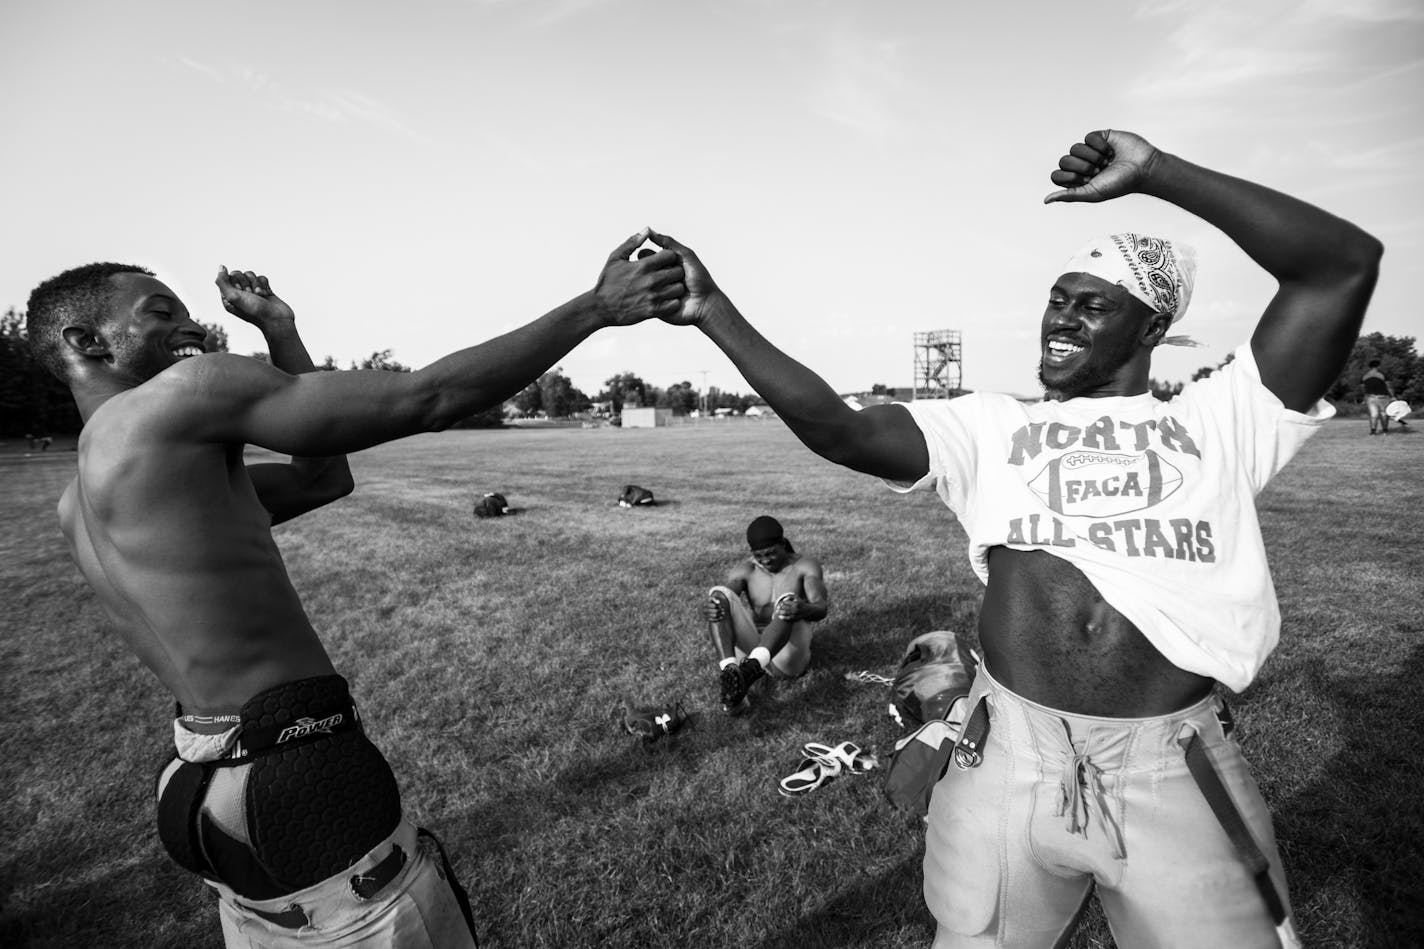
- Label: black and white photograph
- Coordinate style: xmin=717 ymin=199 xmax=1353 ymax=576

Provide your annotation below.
xmin=2 ymin=2 xmax=1420 ymax=947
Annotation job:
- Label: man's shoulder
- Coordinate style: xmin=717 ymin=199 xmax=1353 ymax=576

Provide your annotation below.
xmin=908 ymin=391 xmax=1029 ymax=429
xmin=164 ymin=352 xmax=270 ymax=388
xmin=91 ymin=355 xmax=267 ymax=447
xmin=728 ymin=558 xmax=756 ymax=578
xmin=794 ymin=553 xmax=824 ymax=574
xmin=114 ymin=354 xmax=255 ymax=407
xmin=909 ymin=391 xmax=1018 ymax=411
xmin=147 ymin=354 xmax=280 ymax=415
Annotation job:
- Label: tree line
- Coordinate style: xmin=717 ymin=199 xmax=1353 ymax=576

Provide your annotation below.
xmin=0 ymin=310 xmax=499 ymax=436
xmin=508 ymin=369 xmax=761 ymax=419
xmin=3 ymin=304 xmax=1417 ymax=435
xmin=1147 ymin=331 xmax=1421 ymax=407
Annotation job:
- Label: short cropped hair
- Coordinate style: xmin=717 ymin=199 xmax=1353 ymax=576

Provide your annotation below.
xmin=26 ymin=263 xmax=154 ymax=380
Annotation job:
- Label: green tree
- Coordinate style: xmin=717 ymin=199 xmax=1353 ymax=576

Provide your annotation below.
xmin=0 ymin=306 xmax=82 ymax=437
xmin=601 ymin=371 xmax=648 ymax=414
xmin=510 ymin=369 xmax=587 ymax=418
xmin=1191 ymin=351 xmax=1236 ymax=382
xmin=1328 ymin=333 xmax=1419 ymax=405
xmin=708 ymin=387 xmax=754 ymax=413
xmin=450 ymin=405 xmax=506 ymax=429
xmin=660 ymin=380 xmax=699 ymax=415
xmin=354 ymin=349 xmax=411 ymax=372
xmin=512 ymin=380 xmax=542 ymax=416
xmin=199 ymin=321 xmax=229 ymax=353
xmin=1149 ymin=378 xmax=1183 ymax=401
xmin=537 ymin=367 xmax=589 ymax=418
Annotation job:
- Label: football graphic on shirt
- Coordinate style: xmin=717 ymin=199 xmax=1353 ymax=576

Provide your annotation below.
xmin=1027 ymin=449 xmax=1183 ymax=517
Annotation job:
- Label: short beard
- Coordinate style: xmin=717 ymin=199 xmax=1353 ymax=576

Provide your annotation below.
xmin=1037 ymin=360 xmax=1111 ymax=402
xmin=106 ymin=332 xmax=168 ymax=385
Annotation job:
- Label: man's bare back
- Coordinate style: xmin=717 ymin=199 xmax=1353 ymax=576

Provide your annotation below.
xmin=59 ymin=382 xmax=335 ymax=716
xmin=28 ymin=239 xmax=685 ymax=943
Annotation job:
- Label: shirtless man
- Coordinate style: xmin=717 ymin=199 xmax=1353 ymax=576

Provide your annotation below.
xmin=703 ymin=515 xmax=829 ymax=712
xmin=25 ymin=231 xmax=685 ymax=947
xmin=650 ymin=130 xmax=1381 ymax=947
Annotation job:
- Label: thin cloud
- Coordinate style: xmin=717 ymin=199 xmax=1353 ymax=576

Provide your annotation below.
xmin=1335 ymin=55 xmax=1424 ymax=93
xmin=1314 ymin=135 xmax=1424 ymax=173
xmin=529 ymin=0 xmax=625 ymax=29
xmin=174 ymin=55 xmax=224 ymax=85
xmin=1297 ymin=0 xmax=1424 ymax=24
xmin=291 ymin=90 xmax=436 ymax=147
xmin=1127 ymin=48 xmax=1330 ymax=100
xmin=163 ymin=54 xmax=433 ymax=146
xmin=1183 ymin=298 xmax=1256 ymax=328
xmin=1126 ymin=0 xmax=1419 ymax=103
xmin=807 ymin=19 xmax=915 ymax=138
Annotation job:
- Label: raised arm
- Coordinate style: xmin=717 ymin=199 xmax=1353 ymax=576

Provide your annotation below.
xmin=647 ymin=231 xmax=928 ymax=483
xmin=173 ymin=232 xmax=687 ymax=456
xmin=1046 ymin=130 xmax=1383 ymax=411
xmin=216 ymin=267 xmax=354 ymax=525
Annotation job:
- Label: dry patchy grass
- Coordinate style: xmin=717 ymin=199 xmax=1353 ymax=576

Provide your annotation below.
xmin=1 ymin=419 xmax=1420 ymax=948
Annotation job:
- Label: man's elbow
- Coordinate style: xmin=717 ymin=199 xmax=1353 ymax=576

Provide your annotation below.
xmin=330 ymin=471 xmax=356 ymax=500
xmin=307 ymin=465 xmax=355 ymax=504
xmin=1301 ymin=229 xmax=1382 ymax=296
xmin=1343 ymin=228 xmax=1384 ymax=278
xmin=416 ymin=380 xmax=477 ymax=432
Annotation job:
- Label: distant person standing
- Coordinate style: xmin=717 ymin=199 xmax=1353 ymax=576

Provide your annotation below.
xmin=703 ymin=516 xmax=829 ymax=712
xmin=1363 ymin=359 xmax=1395 ymax=434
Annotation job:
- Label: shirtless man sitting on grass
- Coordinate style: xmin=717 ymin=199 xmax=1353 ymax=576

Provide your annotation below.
xmin=704 ymin=515 xmax=828 ymax=713
xmin=26 ymin=231 xmax=685 ymax=947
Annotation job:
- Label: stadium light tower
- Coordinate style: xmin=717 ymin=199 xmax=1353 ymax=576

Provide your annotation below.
xmin=698 ymin=369 xmax=709 ymax=415
xmin=912 ymin=329 xmax=963 ymax=400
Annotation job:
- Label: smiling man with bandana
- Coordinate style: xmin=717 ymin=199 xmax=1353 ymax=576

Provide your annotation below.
xmin=649 ymin=129 xmax=1382 ymax=948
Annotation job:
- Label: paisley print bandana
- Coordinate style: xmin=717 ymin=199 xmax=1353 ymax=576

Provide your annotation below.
xmin=1060 ymin=233 xmax=1197 ymax=324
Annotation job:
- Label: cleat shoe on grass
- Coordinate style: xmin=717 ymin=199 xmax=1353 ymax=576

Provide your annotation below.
xmin=720 ymin=664 xmax=749 ymax=710
xmin=723 ymin=695 xmax=752 ymax=716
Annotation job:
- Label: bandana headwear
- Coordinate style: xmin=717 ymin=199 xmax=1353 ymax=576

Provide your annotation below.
xmin=1061 ymin=233 xmax=1197 ymax=325
xmin=746 ymin=515 xmax=785 ymax=550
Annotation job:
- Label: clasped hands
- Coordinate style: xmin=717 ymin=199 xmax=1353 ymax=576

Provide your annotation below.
xmin=591 ymin=226 xmax=726 ymax=331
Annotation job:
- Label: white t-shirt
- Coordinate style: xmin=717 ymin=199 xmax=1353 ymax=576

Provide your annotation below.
xmin=888 ymin=343 xmax=1333 ymax=692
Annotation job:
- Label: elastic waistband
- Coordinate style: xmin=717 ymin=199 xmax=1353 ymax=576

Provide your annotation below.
xmin=975 ymin=663 xmax=1225 ymax=768
xmin=175 ymin=675 xmax=363 ymax=761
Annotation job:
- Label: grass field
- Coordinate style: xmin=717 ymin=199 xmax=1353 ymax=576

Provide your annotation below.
xmin=2 ymin=418 xmax=1421 ymax=949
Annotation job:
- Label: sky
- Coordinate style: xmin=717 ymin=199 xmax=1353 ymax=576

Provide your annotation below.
xmin=2 ymin=0 xmax=1421 ymax=399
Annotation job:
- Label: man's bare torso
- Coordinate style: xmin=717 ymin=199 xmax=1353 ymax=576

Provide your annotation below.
xmin=981 ymin=547 xmax=1213 ymax=716
xmin=59 ymin=385 xmax=335 ymax=716
xmin=742 ymin=553 xmax=810 ymax=626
